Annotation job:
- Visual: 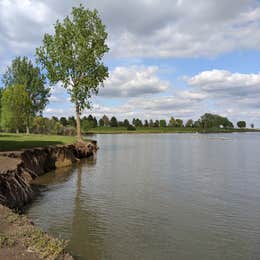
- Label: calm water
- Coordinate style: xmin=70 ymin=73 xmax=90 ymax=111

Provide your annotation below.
xmin=26 ymin=133 xmax=260 ymax=260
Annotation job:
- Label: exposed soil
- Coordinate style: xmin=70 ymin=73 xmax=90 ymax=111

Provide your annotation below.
xmin=0 ymin=140 xmax=98 ymax=259
xmin=0 ymin=205 xmax=72 ymax=260
xmin=0 ymin=141 xmax=97 ymax=209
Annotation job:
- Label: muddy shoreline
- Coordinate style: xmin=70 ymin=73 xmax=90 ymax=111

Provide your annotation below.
xmin=0 ymin=140 xmax=97 ymax=259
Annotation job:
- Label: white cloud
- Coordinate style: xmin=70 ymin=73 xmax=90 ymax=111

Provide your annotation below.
xmin=88 ymin=0 xmax=260 ymax=58
xmin=187 ymin=69 xmax=260 ymax=98
xmin=88 ymin=91 xmax=205 ymax=121
xmin=1 ymin=0 xmax=260 ymax=61
xmin=100 ymin=66 xmax=169 ymax=97
xmin=185 ymin=69 xmax=260 ymax=125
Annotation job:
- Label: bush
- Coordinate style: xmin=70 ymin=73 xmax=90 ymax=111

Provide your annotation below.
xmin=127 ymin=125 xmax=136 ymax=131
xmin=62 ymin=126 xmax=76 ymax=136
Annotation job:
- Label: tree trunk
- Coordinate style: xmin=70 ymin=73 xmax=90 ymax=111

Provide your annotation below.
xmin=16 ymin=128 xmax=19 ymax=134
xmin=76 ymin=104 xmax=82 ymax=140
xmin=26 ymin=125 xmax=30 ymax=135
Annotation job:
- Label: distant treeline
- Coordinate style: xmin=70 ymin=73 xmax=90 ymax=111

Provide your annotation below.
xmin=0 ymin=113 xmax=252 ymax=135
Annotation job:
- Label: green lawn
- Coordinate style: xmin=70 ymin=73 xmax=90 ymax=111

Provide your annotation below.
xmin=87 ymin=126 xmax=197 ymax=134
xmin=0 ymin=133 xmax=76 ymax=152
xmin=86 ymin=126 xmax=260 ymax=134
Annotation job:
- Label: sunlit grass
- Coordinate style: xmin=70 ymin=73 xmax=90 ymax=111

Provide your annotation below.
xmin=0 ymin=133 xmax=76 ymax=151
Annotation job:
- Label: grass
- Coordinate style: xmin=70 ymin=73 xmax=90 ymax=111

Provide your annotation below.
xmin=87 ymin=126 xmax=197 ymax=134
xmin=86 ymin=126 xmax=260 ymax=134
xmin=0 ymin=233 xmax=16 ymax=248
xmin=1 ymin=127 xmax=259 ymax=151
xmin=0 ymin=205 xmax=68 ymax=258
xmin=0 ymin=133 xmax=76 ymax=152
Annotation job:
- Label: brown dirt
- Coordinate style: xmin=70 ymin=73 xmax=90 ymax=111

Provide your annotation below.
xmin=0 ymin=156 xmax=21 ymax=173
xmin=0 ymin=141 xmax=97 ymax=209
xmin=0 ymin=205 xmax=72 ymax=259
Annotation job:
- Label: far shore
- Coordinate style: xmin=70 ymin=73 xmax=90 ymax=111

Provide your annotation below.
xmin=85 ymin=127 xmax=260 ymax=135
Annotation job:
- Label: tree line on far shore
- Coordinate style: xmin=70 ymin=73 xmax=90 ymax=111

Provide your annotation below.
xmin=0 ymin=110 xmax=253 ymax=135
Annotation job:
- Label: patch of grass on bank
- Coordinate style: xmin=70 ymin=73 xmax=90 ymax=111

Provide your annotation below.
xmin=0 ymin=233 xmax=16 ymax=248
xmin=0 ymin=205 xmax=69 ymax=259
xmin=86 ymin=126 xmax=260 ymax=134
xmin=0 ymin=133 xmax=76 ymax=152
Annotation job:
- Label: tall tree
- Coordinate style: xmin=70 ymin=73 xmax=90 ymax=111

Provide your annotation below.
xmin=1 ymin=85 xmax=32 ymax=133
xmin=2 ymin=56 xmax=50 ymax=122
xmin=36 ymin=5 xmax=109 ymax=139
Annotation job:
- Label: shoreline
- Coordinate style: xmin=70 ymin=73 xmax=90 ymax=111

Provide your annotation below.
xmin=86 ymin=128 xmax=260 ymax=134
xmin=0 ymin=140 xmax=97 ymax=259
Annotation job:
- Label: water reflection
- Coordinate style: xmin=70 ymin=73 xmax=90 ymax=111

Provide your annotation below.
xmin=69 ymin=160 xmax=106 ymax=260
xmin=26 ymin=133 xmax=260 ymax=259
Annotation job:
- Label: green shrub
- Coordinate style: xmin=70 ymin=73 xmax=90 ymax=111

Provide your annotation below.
xmin=127 ymin=125 xmax=136 ymax=131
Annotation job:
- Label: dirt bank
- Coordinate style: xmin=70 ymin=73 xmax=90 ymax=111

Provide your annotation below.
xmin=0 ymin=204 xmax=72 ymax=260
xmin=0 ymin=140 xmax=97 ymax=209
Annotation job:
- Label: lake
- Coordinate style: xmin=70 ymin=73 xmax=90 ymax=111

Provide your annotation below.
xmin=26 ymin=133 xmax=260 ymax=259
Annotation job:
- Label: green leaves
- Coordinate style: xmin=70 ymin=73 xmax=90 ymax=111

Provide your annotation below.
xmin=36 ymin=4 xmax=109 ymax=112
xmin=2 ymin=56 xmax=50 ymax=115
xmin=1 ymin=85 xmax=32 ymax=132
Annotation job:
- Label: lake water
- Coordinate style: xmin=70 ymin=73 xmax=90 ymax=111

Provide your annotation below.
xmin=26 ymin=133 xmax=260 ymax=259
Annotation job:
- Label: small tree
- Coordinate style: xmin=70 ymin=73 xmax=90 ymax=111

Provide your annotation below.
xmin=169 ymin=117 xmax=176 ymax=127
xmin=36 ymin=5 xmax=109 ymax=139
xmin=1 ymin=85 xmax=32 ymax=133
xmin=237 ymin=121 xmax=246 ymax=128
xmin=154 ymin=120 xmax=159 ymax=127
xmin=175 ymin=119 xmax=183 ymax=127
xmin=185 ymin=119 xmax=193 ymax=128
xmin=60 ymin=117 xmax=68 ymax=126
xmin=2 ymin=56 xmax=50 ymax=134
xmin=159 ymin=119 xmax=167 ymax=127
xmin=251 ymin=123 xmax=254 ymax=129
xmin=102 ymin=115 xmax=110 ymax=127
xmin=68 ymin=116 xmax=76 ymax=127
xmin=110 ymin=116 xmax=118 ymax=127
xmin=123 ymin=119 xmax=130 ymax=127
xmin=99 ymin=118 xmax=104 ymax=127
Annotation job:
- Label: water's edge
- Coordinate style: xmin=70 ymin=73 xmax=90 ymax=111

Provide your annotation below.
xmin=0 ymin=141 xmax=97 ymax=260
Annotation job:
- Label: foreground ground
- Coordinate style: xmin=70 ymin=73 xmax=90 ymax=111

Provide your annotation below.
xmin=0 ymin=133 xmax=76 ymax=151
xmin=0 ymin=205 xmax=71 ymax=260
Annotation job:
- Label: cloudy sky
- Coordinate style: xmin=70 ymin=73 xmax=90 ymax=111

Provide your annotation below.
xmin=1 ymin=0 xmax=260 ymax=126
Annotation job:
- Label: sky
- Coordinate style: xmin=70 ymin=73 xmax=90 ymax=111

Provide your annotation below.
xmin=0 ymin=0 xmax=260 ymax=126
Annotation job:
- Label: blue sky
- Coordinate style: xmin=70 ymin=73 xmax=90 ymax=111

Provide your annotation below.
xmin=1 ymin=0 xmax=260 ymax=126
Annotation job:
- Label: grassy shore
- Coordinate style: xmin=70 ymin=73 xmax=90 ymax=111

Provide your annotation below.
xmin=0 ymin=205 xmax=70 ymax=259
xmin=86 ymin=126 xmax=260 ymax=134
xmin=1 ymin=128 xmax=259 ymax=151
xmin=0 ymin=133 xmax=76 ymax=152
